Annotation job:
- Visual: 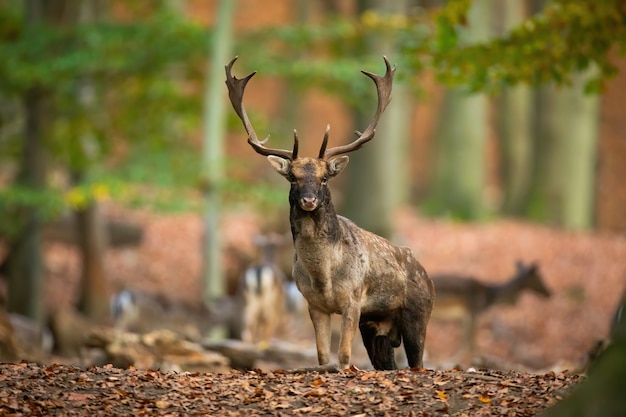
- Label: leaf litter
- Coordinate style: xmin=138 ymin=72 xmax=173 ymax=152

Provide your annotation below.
xmin=0 ymin=362 xmax=581 ymax=416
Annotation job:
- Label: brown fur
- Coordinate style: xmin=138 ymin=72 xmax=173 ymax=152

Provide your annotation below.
xmin=225 ymin=56 xmax=435 ymax=370
xmin=268 ymin=157 xmax=434 ymax=369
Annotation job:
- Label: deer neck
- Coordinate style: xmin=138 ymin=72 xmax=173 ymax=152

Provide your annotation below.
xmin=289 ymin=198 xmax=342 ymax=244
xmin=487 ymin=275 xmax=524 ymax=306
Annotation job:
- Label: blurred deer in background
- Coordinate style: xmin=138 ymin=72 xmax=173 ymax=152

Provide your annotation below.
xmin=225 ymin=56 xmax=434 ymax=370
xmin=432 ymin=261 xmax=551 ymax=360
xmin=237 ymin=233 xmax=288 ymax=345
xmin=110 ymin=290 xmax=210 ymax=342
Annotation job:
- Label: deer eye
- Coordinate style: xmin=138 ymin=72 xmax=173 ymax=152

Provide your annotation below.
xmin=321 ymin=177 xmax=328 ymax=186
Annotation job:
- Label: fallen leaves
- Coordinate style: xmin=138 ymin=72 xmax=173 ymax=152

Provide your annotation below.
xmin=0 ymin=362 xmax=583 ymax=416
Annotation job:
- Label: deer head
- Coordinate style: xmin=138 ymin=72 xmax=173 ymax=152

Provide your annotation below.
xmin=515 ymin=261 xmax=552 ymax=298
xmin=225 ymin=56 xmax=395 ymax=212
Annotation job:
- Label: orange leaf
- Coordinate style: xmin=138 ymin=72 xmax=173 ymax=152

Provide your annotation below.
xmin=304 ymin=389 xmax=323 ymax=397
xmin=436 ymin=390 xmax=448 ymax=401
xmin=360 ymin=372 xmax=377 ymax=381
xmin=478 ymin=395 xmax=491 ymax=403
xmin=310 ymin=377 xmax=325 ymax=387
xmin=155 ymin=400 xmax=169 ymax=409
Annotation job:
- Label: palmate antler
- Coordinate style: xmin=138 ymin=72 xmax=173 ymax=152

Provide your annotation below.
xmin=225 ymin=56 xmax=395 ymax=161
xmin=225 ymin=56 xmax=298 ymax=160
xmin=319 ymin=56 xmax=396 ymax=160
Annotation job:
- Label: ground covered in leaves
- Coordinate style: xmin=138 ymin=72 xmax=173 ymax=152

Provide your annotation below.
xmin=0 ymin=361 xmax=581 ymax=416
xmin=5 ymin=205 xmax=623 ymax=415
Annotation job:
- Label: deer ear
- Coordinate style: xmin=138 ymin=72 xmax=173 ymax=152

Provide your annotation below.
xmin=267 ymin=155 xmax=291 ymax=177
xmin=328 ymin=155 xmax=349 ymax=177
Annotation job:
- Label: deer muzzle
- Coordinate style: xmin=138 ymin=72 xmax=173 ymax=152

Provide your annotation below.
xmin=299 ymin=196 xmax=318 ymax=211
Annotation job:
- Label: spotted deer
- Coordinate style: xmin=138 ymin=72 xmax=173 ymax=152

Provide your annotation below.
xmin=432 ymin=261 xmax=551 ymax=358
xmin=225 ymin=56 xmax=435 ymax=370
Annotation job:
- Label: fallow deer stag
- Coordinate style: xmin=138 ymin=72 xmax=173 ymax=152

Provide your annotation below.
xmin=225 ymin=56 xmax=435 ymax=370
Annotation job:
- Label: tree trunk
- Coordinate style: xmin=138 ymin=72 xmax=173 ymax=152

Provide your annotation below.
xmin=7 ymin=91 xmax=46 ymax=322
xmin=6 ymin=1 xmax=48 ymax=322
xmin=526 ymin=70 xmax=599 ymax=230
xmin=72 ymin=0 xmax=110 ymax=321
xmin=342 ymin=0 xmax=411 ymax=238
xmin=428 ymin=0 xmax=492 ymax=220
xmin=201 ymin=0 xmax=235 ymax=322
xmin=497 ymin=0 xmax=533 ymax=216
xmin=431 ymin=90 xmax=488 ymax=219
xmin=75 ymin=200 xmax=110 ymax=321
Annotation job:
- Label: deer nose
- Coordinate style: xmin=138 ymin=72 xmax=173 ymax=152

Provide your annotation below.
xmin=299 ymin=196 xmax=318 ymax=211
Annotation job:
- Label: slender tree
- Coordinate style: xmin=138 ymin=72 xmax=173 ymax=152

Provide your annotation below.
xmin=429 ymin=0 xmax=492 ymax=220
xmin=497 ymin=0 xmax=533 ymax=216
xmin=201 ymin=0 xmax=235 ymax=320
xmin=72 ymin=0 xmax=111 ymax=322
xmin=6 ymin=0 xmax=48 ymax=322
xmin=342 ymin=0 xmax=412 ymax=238
xmin=526 ymin=68 xmax=599 ymax=229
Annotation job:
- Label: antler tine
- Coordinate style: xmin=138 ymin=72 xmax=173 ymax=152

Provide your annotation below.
xmin=318 ymin=124 xmax=331 ymax=158
xmin=292 ymin=129 xmax=299 ymax=159
xmin=225 ymin=56 xmax=295 ymax=160
xmin=321 ymin=56 xmax=396 ymax=160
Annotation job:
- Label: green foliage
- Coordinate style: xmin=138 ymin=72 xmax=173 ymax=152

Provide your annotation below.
xmin=0 ymin=4 xmax=214 ymax=226
xmin=0 ymin=6 xmax=206 ymax=174
xmin=0 ymin=185 xmax=64 ymax=238
xmin=431 ymin=0 xmax=626 ymax=93
xmin=1 ymin=0 xmax=624 ymax=218
xmin=0 ymin=10 xmax=206 ymax=94
xmin=236 ymin=0 xmax=625 ymax=95
xmin=234 ymin=13 xmax=431 ymax=108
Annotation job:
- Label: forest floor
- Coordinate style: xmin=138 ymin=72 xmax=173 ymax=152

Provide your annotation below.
xmin=3 ymin=204 xmax=626 ymax=415
xmin=0 ymin=361 xmax=581 ymax=416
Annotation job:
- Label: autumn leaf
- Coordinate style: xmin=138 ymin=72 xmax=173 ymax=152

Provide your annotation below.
xmin=66 ymin=393 xmax=93 ymax=402
xmin=436 ymin=390 xmax=448 ymax=401
xmin=478 ymin=395 xmax=491 ymax=403
xmin=154 ymin=400 xmax=169 ymax=409
xmin=310 ymin=377 xmax=325 ymax=387
xmin=433 ymin=377 xmax=448 ymax=386
xmin=360 ymin=371 xmax=378 ymax=381
xmin=303 ymin=389 xmax=325 ymax=397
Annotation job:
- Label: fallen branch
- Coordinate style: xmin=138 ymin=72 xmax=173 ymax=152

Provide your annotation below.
xmin=201 ymin=338 xmax=317 ymax=370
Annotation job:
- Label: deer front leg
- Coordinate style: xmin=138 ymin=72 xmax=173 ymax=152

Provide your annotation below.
xmin=338 ymin=303 xmax=361 ymax=369
xmin=308 ymin=307 xmax=332 ymax=366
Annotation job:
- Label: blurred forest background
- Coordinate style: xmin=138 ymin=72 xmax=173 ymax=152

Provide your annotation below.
xmin=0 ymin=0 xmax=625 ymax=371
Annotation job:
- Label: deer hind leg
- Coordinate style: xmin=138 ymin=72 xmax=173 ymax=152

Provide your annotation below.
xmin=308 ymin=307 xmax=332 ymax=366
xmin=399 ymin=307 xmax=428 ymax=369
xmin=359 ymin=317 xmax=398 ymax=370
